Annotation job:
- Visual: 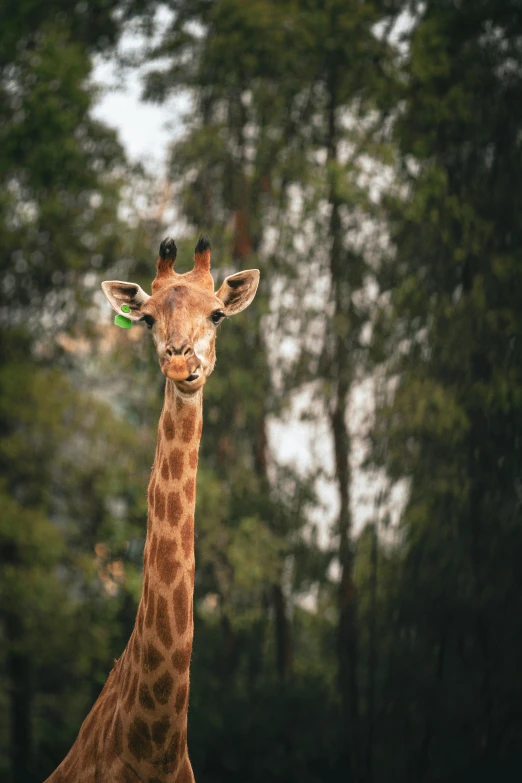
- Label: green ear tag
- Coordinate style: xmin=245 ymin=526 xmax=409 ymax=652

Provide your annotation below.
xmin=114 ymin=314 xmax=132 ymax=328
xmin=121 ymin=305 xmax=131 ymax=313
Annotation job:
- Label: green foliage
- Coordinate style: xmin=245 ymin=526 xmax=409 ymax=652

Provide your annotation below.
xmin=0 ymin=3 xmax=158 ymax=778
xmin=0 ymin=330 xmax=153 ymax=778
xmin=369 ymin=1 xmax=522 ymax=778
xmin=142 ymin=2 xmax=394 ymax=783
xmin=0 ymin=3 xmax=141 ymax=325
xmin=3 ymin=1 xmax=522 ymax=782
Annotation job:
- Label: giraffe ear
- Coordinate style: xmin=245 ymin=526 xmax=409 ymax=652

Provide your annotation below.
xmin=101 ymin=280 xmax=150 ymax=321
xmin=216 ymin=270 xmax=260 ymax=316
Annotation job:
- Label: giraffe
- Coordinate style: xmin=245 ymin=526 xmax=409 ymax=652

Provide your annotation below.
xmin=45 ymin=235 xmax=259 ymax=783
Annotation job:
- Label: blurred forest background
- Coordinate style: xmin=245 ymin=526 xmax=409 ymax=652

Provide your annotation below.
xmin=2 ymin=1 xmax=522 ymax=781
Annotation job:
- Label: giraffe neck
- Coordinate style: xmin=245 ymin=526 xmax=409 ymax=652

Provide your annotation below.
xmin=118 ymin=380 xmax=202 ymax=778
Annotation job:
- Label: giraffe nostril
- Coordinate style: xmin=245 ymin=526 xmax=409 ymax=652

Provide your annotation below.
xmin=167 ymin=341 xmax=193 ymax=358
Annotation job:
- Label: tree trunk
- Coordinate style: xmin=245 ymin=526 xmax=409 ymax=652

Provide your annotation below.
xmin=332 ymin=392 xmax=361 ymax=783
xmin=366 ymin=522 xmax=379 ymax=783
xmin=272 ymin=583 xmax=293 ymax=680
xmin=326 ymin=67 xmax=362 ymax=783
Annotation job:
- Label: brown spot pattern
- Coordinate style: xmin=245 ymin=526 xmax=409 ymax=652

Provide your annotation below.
xmin=169 ymin=448 xmax=184 ymax=480
xmin=161 ymin=458 xmax=170 ymax=481
xmin=152 ymin=671 xmax=174 ymax=705
xmin=148 ymin=478 xmax=156 ymax=512
xmin=116 ymin=377 xmax=204 ymax=779
xmin=85 ymin=698 xmax=102 ymax=731
xmin=154 ymin=486 xmax=166 ymax=522
xmin=175 ymin=682 xmax=188 ymax=714
xmin=145 ymin=591 xmax=156 ymax=630
xmin=181 ymin=410 xmax=196 ymax=442
xmin=128 ymin=716 xmax=153 ymax=761
xmin=183 ymin=477 xmax=195 ymax=502
xmin=121 ymin=664 xmax=132 ymax=696
xmin=150 ymin=533 xmax=159 ymax=568
xmin=125 ymin=672 xmax=138 ymax=710
xmin=157 ymin=546 xmax=180 ymax=587
xmin=143 ymin=642 xmax=164 ymax=674
xmin=173 ymin=578 xmax=189 ymax=635
xmin=167 ymin=491 xmax=183 ymax=526
xmin=172 ymin=642 xmax=192 ymax=673
xmin=163 ymin=411 xmax=175 ymax=441
xmin=151 ymin=715 xmax=170 ymax=746
xmin=107 ymin=711 xmax=123 ymax=763
xmin=132 ymin=634 xmax=141 ymax=664
xmin=114 ymin=712 xmax=123 ymax=754
xmin=139 ymin=683 xmax=156 ymax=711
xmin=180 ymin=517 xmax=193 ymax=558
xmin=156 ymin=595 xmax=173 ymax=649
xmin=122 ymin=768 xmax=141 ymax=783
xmin=103 ymin=690 xmax=117 ymax=716
xmin=84 ymin=727 xmax=101 ymax=768
xmin=161 ymin=730 xmax=182 ymax=774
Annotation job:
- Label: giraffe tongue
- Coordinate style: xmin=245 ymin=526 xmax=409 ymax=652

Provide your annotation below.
xmin=165 ymin=357 xmax=191 ymax=381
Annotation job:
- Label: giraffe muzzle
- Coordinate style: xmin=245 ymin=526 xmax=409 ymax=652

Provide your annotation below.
xmin=163 ymin=353 xmax=203 ymax=385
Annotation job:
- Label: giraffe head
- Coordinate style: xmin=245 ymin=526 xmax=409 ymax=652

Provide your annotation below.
xmin=101 ymin=236 xmax=259 ymax=394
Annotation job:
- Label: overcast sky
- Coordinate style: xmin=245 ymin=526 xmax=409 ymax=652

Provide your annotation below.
xmin=94 ymin=67 xmax=164 ymax=165
xmin=92 ymin=9 xmax=187 ymax=176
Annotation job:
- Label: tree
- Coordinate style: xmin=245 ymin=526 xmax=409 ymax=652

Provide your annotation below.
xmin=0 ymin=4 xmax=161 ymax=780
xmin=142 ymin=3 xmax=397 ymax=782
xmin=370 ymin=1 xmax=522 ymax=779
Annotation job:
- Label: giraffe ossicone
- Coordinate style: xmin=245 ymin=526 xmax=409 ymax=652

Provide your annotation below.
xmin=45 ymin=236 xmax=259 ymax=783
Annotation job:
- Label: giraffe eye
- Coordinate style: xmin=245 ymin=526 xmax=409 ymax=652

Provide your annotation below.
xmin=142 ymin=315 xmax=155 ymax=329
xmin=211 ymin=310 xmax=225 ymax=325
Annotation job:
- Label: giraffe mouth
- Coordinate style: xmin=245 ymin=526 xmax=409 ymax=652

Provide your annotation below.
xmin=164 ymin=355 xmax=199 ymax=382
xmin=163 ymin=355 xmax=203 ymax=391
xmin=173 ymin=368 xmax=205 ymax=394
